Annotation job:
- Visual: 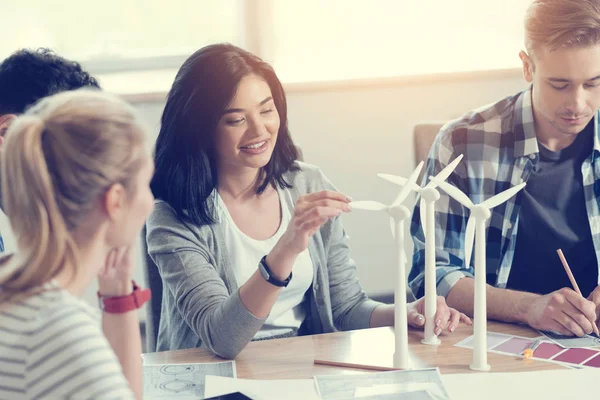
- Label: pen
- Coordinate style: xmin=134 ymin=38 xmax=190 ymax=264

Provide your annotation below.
xmin=522 ymin=339 xmax=541 ymax=359
xmin=556 ymin=249 xmax=600 ymax=337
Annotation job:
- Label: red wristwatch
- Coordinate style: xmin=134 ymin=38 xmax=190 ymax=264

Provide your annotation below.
xmin=97 ymin=281 xmax=151 ymax=314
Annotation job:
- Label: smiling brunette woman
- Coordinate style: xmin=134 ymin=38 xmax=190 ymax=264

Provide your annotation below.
xmin=147 ymin=43 xmax=470 ymax=358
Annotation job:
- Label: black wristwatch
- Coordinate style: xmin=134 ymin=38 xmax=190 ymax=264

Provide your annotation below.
xmin=258 ymin=256 xmax=292 ymax=287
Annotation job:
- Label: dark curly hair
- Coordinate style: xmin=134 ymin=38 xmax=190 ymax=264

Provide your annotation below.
xmin=0 ymin=48 xmax=100 ymax=115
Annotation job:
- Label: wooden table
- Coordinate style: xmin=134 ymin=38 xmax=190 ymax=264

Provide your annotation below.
xmin=143 ymin=321 xmax=564 ymax=379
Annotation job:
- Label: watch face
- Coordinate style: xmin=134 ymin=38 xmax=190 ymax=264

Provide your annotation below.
xmin=259 ymin=260 xmax=270 ymax=281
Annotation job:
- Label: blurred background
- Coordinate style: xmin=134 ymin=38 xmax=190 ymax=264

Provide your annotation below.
xmin=0 ymin=0 xmax=531 ymax=331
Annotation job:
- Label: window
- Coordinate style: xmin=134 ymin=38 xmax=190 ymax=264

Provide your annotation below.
xmin=0 ymin=0 xmax=531 ymax=93
xmin=268 ymin=0 xmax=530 ymax=83
xmin=0 ymin=0 xmax=243 ymax=72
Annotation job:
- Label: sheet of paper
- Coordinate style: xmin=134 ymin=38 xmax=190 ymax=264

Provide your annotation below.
xmin=204 ymin=375 xmax=319 ymax=400
xmin=354 ymin=382 xmax=444 ymax=399
xmin=354 ymin=390 xmax=437 ymax=400
xmin=442 ymin=368 xmax=600 ymax=400
xmin=540 ymin=330 xmax=600 ymax=348
xmin=143 ymin=361 xmax=236 ymax=399
xmin=313 ymin=368 xmax=450 ymax=400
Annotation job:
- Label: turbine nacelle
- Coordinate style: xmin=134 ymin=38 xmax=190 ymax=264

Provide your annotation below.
xmin=419 ymin=187 xmax=440 ymax=203
xmin=471 ymin=205 xmax=491 ymax=220
xmin=388 ymin=205 xmax=411 ymax=220
xmin=350 ymin=161 xmax=425 ymax=217
xmin=378 ymin=155 xmax=464 ymax=241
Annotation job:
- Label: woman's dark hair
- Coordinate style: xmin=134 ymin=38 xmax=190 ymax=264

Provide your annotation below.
xmin=151 ymin=43 xmax=298 ymax=226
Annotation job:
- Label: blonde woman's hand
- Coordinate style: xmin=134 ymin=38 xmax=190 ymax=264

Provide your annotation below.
xmin=97 ymin=247 xmax=136 ymax=297
xmin=407 ymin=296 xmax=472 ymax=334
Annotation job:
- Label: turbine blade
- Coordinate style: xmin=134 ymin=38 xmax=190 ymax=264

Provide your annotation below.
xmin=429 ymin=178 xmax=474 ymax=209
xmin=428 ymin=154 xmax=464 ymax=188
xmin=481 ymin=182 xmax=526 ymax=210
xmin=350 ymin=201 xmax=388 ymax=211
xmin=393 ymin=161 xmax=424 ymax=206
xmin=377 ymin=173 xmax=421 ymax=191
xmin=464 ymin=215 xmax=475 ymax=269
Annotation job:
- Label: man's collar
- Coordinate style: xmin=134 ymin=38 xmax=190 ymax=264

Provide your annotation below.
xmin=512 ymin=87 xmax=539 ymax=159
xmin=592 ymin=113 xmax=600 ymax=158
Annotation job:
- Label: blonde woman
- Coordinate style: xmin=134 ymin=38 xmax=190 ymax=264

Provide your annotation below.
xmin=0 ymin=90 xmax=154 ymax=399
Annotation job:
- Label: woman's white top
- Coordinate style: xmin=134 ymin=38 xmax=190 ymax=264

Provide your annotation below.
xmin=216 ymin=186 xmax=314 ymax=339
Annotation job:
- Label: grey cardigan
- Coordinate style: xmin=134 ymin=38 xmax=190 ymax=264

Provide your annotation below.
xmin=146 ymin=162 xmax=381 ymax=358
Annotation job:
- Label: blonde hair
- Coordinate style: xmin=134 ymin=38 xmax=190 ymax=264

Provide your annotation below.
xmin=525 ymin=0 xmax=600 ymax=54
xmin=0 ymin=90 xmax=146 ymax=298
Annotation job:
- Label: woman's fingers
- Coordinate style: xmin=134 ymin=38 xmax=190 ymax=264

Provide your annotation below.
xmin=407 ymin=307 xmax=425 ymax=328
xmin=294 ymin=207 xmax=341 ymax=230
xmin=285 ymin=190 xmax=353 ymax=253
xmin=433 ymin=296 xmax=451 ymax=335
xmin=447 ymin=309 xmax=461 ymax=333
xmin=295 ymin=198 xmax=351 ymax=219
xmin=460 ymin=313 xmax=473 ymax=326
xmin=299 ymin=190 xmax=352 ymax=204
xmin=98 ymin=248 xmax=117 ymax=278
xmin=98 ymin=247 xmax=136 ymax=281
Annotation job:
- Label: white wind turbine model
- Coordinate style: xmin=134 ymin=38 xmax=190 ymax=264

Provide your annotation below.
xmin=378 ymin=154 xmax=464 ymax=346
xmin=430 ymin=177 xmax=526 ymax=371
xmin=350 ymin=161 xmax=424 ymax=369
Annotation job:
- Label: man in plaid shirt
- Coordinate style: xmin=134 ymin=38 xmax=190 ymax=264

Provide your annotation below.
xmin=410 ymin=0 xmax=600 ymax=337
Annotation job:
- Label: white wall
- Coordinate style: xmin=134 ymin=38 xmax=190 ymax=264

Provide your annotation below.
xmin=81 ymin=71 xmax=528 ymax=314
xmin=285 ymin=73 xmax=527 ymax=297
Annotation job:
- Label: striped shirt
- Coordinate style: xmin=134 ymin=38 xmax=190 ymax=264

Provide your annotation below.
xmin=409 ymin=87 xmax=600 ymax=298
xmin=0 ymin=282 xmax=135 ymax=399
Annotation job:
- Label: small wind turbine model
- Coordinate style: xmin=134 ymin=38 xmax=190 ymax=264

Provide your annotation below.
xmin=378 ymin=154 xmax=464 ymax=345
xmin=350 ymin=161 xmax=424 ymax=369
xmin=429 ymin=177 xmax=526 ymax=371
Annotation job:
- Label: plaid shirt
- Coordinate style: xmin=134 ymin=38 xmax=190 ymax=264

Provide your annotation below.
xmin=408 ymin=87 xmax=600 ymax=298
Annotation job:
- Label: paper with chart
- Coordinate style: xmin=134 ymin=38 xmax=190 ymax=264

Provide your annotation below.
xmin=540 ymin=330 xmax=600 ymax=348
xmin=143 ymin=361 xmax=236 ymax=399
xmin=313 ymin=368 xmax=450 ymax=400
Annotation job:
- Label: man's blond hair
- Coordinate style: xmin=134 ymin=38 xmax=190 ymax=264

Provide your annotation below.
xmin=525 ymin=0 xmax=600 ymax=54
